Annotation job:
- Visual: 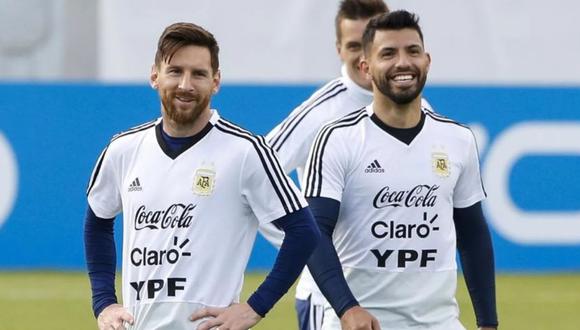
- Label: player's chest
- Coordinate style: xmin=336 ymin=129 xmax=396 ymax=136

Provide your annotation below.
xmin=119 ymin=147 xmax=242 ymax=207
xmin=345 ymin=140 xmax=462 ymax=208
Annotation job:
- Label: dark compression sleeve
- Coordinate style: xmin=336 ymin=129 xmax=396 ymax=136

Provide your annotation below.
xmin=247 ymin=207 xmax=320 ymax=317
xmin=454 ymin=202 xmax=498 ymax=328
xmin=305 ymin=197 xmax=358 ymax=317
xmin=84 ymin=206 xmax=118 ymax=318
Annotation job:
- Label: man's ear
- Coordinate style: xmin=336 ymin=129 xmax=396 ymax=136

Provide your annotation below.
xmin=150 ymin=64 xmax=159 ymax=90
xmin=212 ymin=69 xmax=221 ymax=95
xmin=360 ymin=56 xmax=370 ymax=78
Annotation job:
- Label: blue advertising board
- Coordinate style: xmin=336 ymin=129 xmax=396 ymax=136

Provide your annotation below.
xmin=0 ymin=83 xmax=579 ymax=271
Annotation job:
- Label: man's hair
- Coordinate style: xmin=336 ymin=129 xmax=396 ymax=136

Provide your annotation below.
xmin=362 ymin=10 xmax=424 ymax=56
xmin=154 ymin=22 xmax=219 ymax=73
xmin=335 ymin=0 xmax=389 ymax=42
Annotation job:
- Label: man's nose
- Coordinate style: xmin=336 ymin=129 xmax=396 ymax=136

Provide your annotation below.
xmin=395 ymin=52 xmax=412 ymax=68
xmin=178 ymin=73 xmax=194 ymax=90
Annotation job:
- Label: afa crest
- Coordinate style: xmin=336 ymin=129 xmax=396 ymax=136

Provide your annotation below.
xmin=193 ymin=167 xmax=216 ymax=196
xmin=432 ymin=152 xmax=450 ymax=177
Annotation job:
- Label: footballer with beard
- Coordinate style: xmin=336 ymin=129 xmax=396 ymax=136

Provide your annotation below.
xmin=304 ymin=10 xmax=498 ymax=330
xmin=84 ymin=22 xmax=320 ymax=330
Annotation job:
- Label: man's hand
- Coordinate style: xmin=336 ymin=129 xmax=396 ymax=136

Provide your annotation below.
xmin=97 ymin=304 xmax=134 ymax=330
xmin=190 ymin=303 xmax=262 ymax=330
xmin=340 ymin=306 xmax=381 ymax=330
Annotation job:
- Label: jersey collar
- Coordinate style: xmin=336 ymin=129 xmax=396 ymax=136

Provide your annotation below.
xmin=155 ymin=110 xmax=218 ymax=160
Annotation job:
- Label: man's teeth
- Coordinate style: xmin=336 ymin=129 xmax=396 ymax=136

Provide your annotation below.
xmin=393 ymin=75 xmax=413 ymax=81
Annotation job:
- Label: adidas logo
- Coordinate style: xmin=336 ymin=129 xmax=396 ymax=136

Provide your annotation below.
xmin=128 ymin=177 xmax=143 ymax=192
xmin=365 ymin=160 xmax=385 ymax=173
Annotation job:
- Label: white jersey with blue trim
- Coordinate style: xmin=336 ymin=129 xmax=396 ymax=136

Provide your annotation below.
xmin=87 ymin=110 xmax=306 ymax=329
xmin=260 ymin=66 xmax=434 ymax=301
xmin=303 ymin=105 xmax=485 ymax=329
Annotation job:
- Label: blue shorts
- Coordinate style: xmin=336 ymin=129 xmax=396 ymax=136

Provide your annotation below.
xmin=295 ymin=295 xmax=324 ymax=330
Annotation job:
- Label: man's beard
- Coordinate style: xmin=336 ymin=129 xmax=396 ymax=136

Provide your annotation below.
xmin=373 ymin=70 xmax=427 ymax=105
xmin=161 ymin=92 xmax=210 ymax=125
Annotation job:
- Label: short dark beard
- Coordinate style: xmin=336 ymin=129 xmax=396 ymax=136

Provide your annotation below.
xmin=161 ymin=93 xmax=210 ymax=125
xmin=373 ymin=72 xmax=427 ymax=105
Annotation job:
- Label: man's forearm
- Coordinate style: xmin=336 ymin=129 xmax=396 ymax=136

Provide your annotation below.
xmin=247 ymin=207 xmax=320 ymax=317
xmin=84 ymin=206 xmax=118 ymax=317
xmin=454 ymin=202 xmax=498 ymax=328
xmin=305 ymin=197 xmax=360 ymax=317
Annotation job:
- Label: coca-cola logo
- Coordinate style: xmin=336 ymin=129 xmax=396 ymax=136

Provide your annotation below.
xmin=134 ymin=204 xmax=195 ymax=230
xmin=373 ymin=184 xmax=439 ymax=209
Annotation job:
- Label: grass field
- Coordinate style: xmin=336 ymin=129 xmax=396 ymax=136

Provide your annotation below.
xmin=0 ymin=272 xmax=579 ymax=329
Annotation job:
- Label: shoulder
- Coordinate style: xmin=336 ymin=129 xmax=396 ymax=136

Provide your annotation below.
xmin=423 ymin=110 xmax=476 ymax=143
xmin=298 ymin=77 xmax=351 ymax=115
xmin=310 ymin=77 xmax=349 ymax=103
xmin=213 ymin=116 xmax=269 ymax=151
xmin=315 ymin=107 xmax=369 ymax=142
xmin=106 ymin=118 xmax=158 ymax=153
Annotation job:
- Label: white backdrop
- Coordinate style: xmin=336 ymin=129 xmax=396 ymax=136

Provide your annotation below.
xmin=98 ymin=0 xmax=580 ymax=84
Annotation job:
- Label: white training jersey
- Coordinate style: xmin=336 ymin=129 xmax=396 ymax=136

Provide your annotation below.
xmin=260 ymin=66 xmax=433 ymax=302
xmin=303 ymin=105 xmax=486 ymax=329
xmin=87 ymin=110 xmax=306 ymax=329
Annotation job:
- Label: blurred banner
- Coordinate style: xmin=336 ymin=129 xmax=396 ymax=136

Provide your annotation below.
xmin=0 ymin=84 xmax=579 ymax=271
xmin=96 ymin=0 xmax=580 ymax=84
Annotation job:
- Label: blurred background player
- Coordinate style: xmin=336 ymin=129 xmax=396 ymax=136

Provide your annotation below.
xmin=259 ymin=1 xmax=432 ymax=329
xmin=84 ymin=22 xmax=319 ymax=330
xmin=304 ymin=10 xmax=498 ymax=330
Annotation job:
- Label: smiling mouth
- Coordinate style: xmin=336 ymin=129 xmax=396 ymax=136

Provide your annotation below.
xmin=392 ymin=74 xmax=414 ymax=82
xmin=175 ymin=95 xmax=196 ymax=103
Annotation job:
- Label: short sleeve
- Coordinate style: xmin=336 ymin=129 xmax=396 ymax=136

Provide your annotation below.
xmin=86 ymin=145 xmax=122 ymax=219
xmin=242 ymin=136 xmax=307 ymax=224
xmin=453 ymin=131 xmax=487 ymax=208
xmin=303 ymin=124 xmax=348 ymax=202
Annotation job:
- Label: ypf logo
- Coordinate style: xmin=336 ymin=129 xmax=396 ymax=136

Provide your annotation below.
xmin=0 ymin=132 xmax=18 ymax=229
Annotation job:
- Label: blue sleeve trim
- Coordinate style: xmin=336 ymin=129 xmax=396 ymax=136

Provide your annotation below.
xmin=454 ymin=202 xmax=498 ymax=327
xmin=247 ymin=207 xmax=320 ymax=317
xmin=305 ymin=197 xmax=359 ymax=317
xmin=84 ymin=206 xmax=118 ymax=318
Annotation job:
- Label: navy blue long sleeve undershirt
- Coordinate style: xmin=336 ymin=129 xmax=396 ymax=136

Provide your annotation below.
xmin=247 ymin=207 xmax=320 ymax=317
xmin=84 ymin=207 xmax=118 ymax=318
xmin=454 ymin=202 xmax=498 ymax=328
xmin=305 ymin=197 xmax=358 ymax=317
xmin=84 ymin=205 xmax=320 ymax=319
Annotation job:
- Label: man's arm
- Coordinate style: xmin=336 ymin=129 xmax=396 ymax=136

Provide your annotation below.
xmin=84 ymin=206 xmax=117 ymax=317
xmin=454 ymin=202 xmax=498 ymax=329
xmin=192 ymin=207 xmax=320 ymax=330
xmin=306 ymin=197 xmax=379 ymax=330
xmin=84 ymin=206 xmax=134 ymax=329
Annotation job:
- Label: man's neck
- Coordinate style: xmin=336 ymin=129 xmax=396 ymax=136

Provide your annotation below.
xmin=372 ymin=93 xmax=422 ymax=129
xmin=162 ymin=108 xmax=212 ymax=137
xmin=342 ymin=65 xmax=372 ymax=92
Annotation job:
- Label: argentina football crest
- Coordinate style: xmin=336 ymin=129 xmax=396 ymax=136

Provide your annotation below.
xmin=432 ymin=152 xmax=450 ymax=177
xmin=193 ymin=164 xmax=216 ymax=196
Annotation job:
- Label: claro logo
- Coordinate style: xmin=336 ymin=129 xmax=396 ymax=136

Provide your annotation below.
xmin=0 ymin=132 xmax=18 ymax=229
